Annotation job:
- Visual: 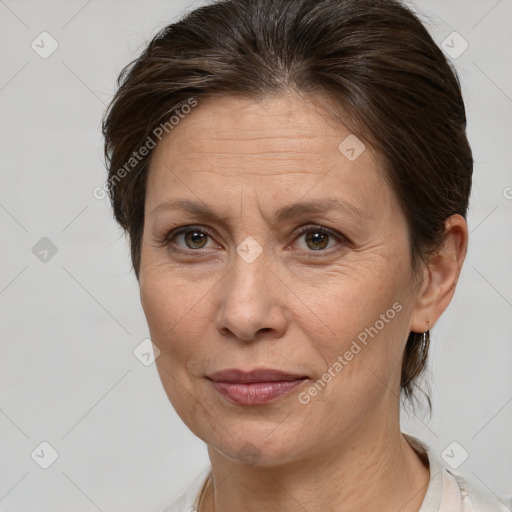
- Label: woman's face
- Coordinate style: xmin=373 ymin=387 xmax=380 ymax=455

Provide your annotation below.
xmin=139 ymin=93 xmax=423 ymax=466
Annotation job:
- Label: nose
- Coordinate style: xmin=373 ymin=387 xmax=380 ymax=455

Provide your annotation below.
xmin=215 ymin=246 xmax=289 ymax=344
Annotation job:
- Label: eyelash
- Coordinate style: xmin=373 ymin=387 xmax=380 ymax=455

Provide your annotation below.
xmin=161 ymin=224 xmax=349 ymax=256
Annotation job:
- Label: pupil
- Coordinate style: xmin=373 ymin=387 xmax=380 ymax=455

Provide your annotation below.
xmin=307 ymin=232 xmax=328 ymax=250
xmin=187 ymin=231 xmax=206 ymax=248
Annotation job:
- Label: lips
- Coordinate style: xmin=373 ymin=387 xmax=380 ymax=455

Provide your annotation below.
xmin=207 ymin=368 xmax=308 ymax=405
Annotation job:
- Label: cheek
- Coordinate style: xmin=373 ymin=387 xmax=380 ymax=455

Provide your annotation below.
xmin=298 ymin=294 xmax=409 ymax=435
xmin=308 ymin=260 xmax=406 ymax=334
xmin=140 ymin=265 xmax=195 ymax=354
xmin=139 ymin=261 xmax=220 ymax=381
xmin=140 ymin=240 xmax=199 ymax=330
xmin=140 ymin=271 xmax=176 ymax=339
xmin=302 ymin=256 xmax=413 ymax=390
xmin=140 ymin=268 xmax=209 ymax=419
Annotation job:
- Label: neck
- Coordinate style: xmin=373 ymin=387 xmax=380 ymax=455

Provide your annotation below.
xmin=200 ymin=415 xmax=429 ymax=512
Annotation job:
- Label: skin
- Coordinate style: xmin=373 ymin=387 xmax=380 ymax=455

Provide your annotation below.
xmin=139 ymin=91 xmax=468 ymax=512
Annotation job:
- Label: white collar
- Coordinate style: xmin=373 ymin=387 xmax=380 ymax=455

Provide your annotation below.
xmin=405 ymin=433 xmax=510 ymax=512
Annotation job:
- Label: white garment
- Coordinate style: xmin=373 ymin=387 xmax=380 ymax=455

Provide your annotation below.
xmin=161 ymin=435 xmax=511 ymax=512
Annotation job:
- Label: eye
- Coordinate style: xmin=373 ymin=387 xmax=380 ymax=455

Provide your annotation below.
xmin=162 ymin=224 xmax=348 ymax=254
xmin=165 ymin=225 xmax=217 ymax=251
xmin=293 ymin=225 xmax=345 ymax=252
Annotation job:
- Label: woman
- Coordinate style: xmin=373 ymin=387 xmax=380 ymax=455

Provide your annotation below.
xmin=102 ymin=0 xmax=509 ymax=510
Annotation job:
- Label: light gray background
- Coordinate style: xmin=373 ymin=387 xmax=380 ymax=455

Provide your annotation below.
xmin=1 ymin=0 xmax=511 ymax=511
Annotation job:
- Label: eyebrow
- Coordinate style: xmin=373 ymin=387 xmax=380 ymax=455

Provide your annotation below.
xmin=150 ymin=197 xmax=367 ymax=223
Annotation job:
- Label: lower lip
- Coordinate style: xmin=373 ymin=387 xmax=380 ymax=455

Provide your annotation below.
xmin=210 ymin=379 xmax=307 ymax=405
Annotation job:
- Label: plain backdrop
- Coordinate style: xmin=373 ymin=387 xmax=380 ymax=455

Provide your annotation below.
xmin=1 ymin=0 xmax=511 ymax=511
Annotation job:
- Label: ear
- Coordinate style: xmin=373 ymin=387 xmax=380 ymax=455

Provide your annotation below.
xmin=410 ymin=214 xmax=468 ymax=333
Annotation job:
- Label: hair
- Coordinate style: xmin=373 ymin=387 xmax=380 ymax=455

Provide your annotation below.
xmin=102 ymin=0 xmax=473 ymax=407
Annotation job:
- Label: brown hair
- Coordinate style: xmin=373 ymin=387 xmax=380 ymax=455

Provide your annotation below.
xmin=102 ymin=0 xmax=472 ymax=405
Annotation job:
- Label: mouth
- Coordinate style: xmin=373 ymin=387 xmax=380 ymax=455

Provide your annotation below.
xmin=207 ymin=368 xmax=309 ymax=405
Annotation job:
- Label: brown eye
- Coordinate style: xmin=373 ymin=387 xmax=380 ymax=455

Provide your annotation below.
xmin=182 ymin=230 xmax=209 ymax=249
xmin=295 ymin=226 xmax=343 ymax=252
xmin=304 ymin=231 xmax=330 ymax=251
xmin=165 ymin=226 xmax=215 ymax=251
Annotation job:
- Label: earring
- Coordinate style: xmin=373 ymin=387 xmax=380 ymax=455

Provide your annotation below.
xmin=421 ymin=321 xmax=430 ymax=364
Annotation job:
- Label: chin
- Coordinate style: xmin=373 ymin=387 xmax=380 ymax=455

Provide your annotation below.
xmin=198 ymin=416 xmax=311 ymax=468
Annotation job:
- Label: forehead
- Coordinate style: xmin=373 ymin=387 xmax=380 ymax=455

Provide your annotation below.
xmin=152 ymin=93 xmax=362 ymax=169
xmin=145 ymin=93 xmax=391 ymax=217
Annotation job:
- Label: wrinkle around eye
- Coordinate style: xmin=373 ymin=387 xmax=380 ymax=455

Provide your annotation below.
xmin=153 ymin=225 xmax=354 ymax=262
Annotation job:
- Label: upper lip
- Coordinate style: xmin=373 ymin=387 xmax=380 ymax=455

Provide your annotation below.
xmin=207 ymin=368 xmax=308 ymax=383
